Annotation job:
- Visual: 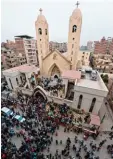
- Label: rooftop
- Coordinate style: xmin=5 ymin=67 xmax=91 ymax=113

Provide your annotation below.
xmin=62 ymin=70 xmax=81 ymax=80
xmin=3 ymin=64 xmax=39 ymax=74
xmin=15 ymin=35 xmax=33 ymax=39
xmin=77 ymin=71 xmax=108 ymax=91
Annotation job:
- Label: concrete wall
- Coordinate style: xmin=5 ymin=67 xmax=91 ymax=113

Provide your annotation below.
xmin=5 ymin=74 xmax=21 ymax=90
xmin=78 ymin=51 xmax=90 ymax=66
xmin=47 ymin=95 xmax=73 ymax=106
xmin=62 ymin=78 xmax=68 ymax=97
xmin=73 ymin=90 xmax=104 ymax=114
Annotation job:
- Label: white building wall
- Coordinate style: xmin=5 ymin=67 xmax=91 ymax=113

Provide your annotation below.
xmin=73 ymin=89 xmax=105 ymax=115
xmin=5 ymin=75 xmax=20 ymax=90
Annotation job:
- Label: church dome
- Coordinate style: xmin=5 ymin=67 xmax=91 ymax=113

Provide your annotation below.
xmin=72 ymin=8 xmax=82 ymax=18
xmin=37 ymin=8 xmax=47 ymax=22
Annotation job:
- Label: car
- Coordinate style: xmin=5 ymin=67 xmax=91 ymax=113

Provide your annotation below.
xmin=13 ymin=115 xmax=25 ymax=123
xmin=1 ymin=107 xmax=13 ymax=116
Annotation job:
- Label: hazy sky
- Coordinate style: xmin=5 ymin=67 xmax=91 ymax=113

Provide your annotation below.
xmin=1 ymin=0 xmax=113 ymax=45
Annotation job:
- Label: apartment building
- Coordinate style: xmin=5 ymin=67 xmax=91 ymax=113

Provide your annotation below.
xmin=78 ymin=50 xmax=91 ymax=66
xmin=93 ymin=54 xmax=113 ymax=73
xmin=15 ymin=35 xmax=38 ymax=65
xmin=94 ymin=37 xmax=113 ymax=54
xmin=1 ymin=46 xmax=27 ymax=70
xmin=49 ymin=41 xmax=67 ymax=53
xmin=5 ymin=50 xmax=17 ymax=69
xmin=87 ymin=41 xmax=93 ymax=51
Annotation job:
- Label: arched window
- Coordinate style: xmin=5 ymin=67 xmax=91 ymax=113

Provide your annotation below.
xmin=45 ymin=29 xmax=47 ymax=35
xmin=72 ymin=25 xmax=77 ymax=32
xmin=16 ymin=78 xmax=19 ymax=85
xmin=20 ymin=76 xmax=23 ymax=84
xmin=77 ymin=95 xmax=83 ymax=109
xmin=9 ymin=78 xmax=13 ymax=89
xmin=38 ymin=28 xmax=42 ymax=35
xmin=89 ymin=98 xmax=96 ymax=113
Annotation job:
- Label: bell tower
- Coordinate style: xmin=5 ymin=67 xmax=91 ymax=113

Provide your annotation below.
xmin=67 ymin=2 xmax=82 ymax=70
xmin=35 ymin=8 xmax=49 ymax=73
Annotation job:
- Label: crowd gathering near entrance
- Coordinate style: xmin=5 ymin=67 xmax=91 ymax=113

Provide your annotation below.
xmin=1 ymin=90 xmax=113 ymax=159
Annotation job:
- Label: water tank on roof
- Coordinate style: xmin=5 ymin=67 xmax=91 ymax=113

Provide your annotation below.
xmin=91 ymin=70 xmax=97 ymax=81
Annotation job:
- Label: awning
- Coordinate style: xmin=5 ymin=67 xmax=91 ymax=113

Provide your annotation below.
xmin=62 ymin=70 xmax=81 ymax=80
xmin=90 ymin=114 xmax=100 ymax=126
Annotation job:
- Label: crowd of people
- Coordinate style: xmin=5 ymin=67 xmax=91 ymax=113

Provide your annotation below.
xmin=1 ymin=90 xmax=113 ymax=159
xmin=45 ymin=102 xmax=99 ymax=138
xmin=38 ymin=77 xmax=65 ymax=98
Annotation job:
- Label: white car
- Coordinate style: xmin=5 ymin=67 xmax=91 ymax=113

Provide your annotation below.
xmin=72 ymin=157 xmax=76 ymax=159
xmin=68 ymin=156 xmax=76 ymax=159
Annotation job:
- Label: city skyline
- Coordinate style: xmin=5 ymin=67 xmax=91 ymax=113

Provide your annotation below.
xmin=1 ymin=0 xmax=113 ymax=45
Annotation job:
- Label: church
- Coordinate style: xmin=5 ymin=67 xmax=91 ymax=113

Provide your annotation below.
xmin=2 ymin=4 xmax=108 ymax=117
xmin=35 ymin=4 xmax=84 ymax=77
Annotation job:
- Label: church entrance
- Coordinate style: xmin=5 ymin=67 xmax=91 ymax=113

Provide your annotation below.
xmin=54 ymin=75 xmax=58 ymax=79
xmin=50 ymin=64 xmax=61 ymax=77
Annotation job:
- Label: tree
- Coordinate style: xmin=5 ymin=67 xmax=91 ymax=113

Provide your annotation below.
xmin=101 ymin=74 xmax=109 ymax=85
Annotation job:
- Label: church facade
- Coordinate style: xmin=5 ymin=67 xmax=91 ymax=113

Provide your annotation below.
xmin=35 ymin=7 xmax=82 ymax=77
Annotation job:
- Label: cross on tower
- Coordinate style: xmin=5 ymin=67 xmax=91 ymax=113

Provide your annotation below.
xmin=39 ymin=8 xmax=42 ymax=14
xmin=76 ymin=1 xmax=80 ymax=8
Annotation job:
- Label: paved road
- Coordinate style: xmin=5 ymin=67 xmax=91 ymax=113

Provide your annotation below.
xmin=11 ymin=125 xmax=113 ymax=159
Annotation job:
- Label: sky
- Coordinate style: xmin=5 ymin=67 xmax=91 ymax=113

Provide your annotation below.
xmin=1 ymin=0 xmax=113 ymax=45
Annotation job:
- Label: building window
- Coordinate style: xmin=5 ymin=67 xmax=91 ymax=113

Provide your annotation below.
xmin=20 ymin=76 xmax=23 ymax=83
xmin=40 ymin=39 xmax=41 ymax=41
xmin=73 ymin=38 xmax=75 ymax=40
xmin=71 ymin=57 xmax=72 ymax=61
xmin=71 ymin=51 xmax=73 ymax=55
xmin=16 ymin=78 xmax=19 ymax=85
xmin=38 ymin=28 xmax=42 ymax=35
xmin=82 ymin=56 xmax=84 ymax=58
xmin=45 ymin=29 xmax=47 ymax=35
xmin=77 ymin=95 xmax=83 ymax=109
xmin=9 ymin=78 xmax=13 ymax=89
xmin=89 ymin=98 xmax=96 ymax=113
xmin=72 ymin=25 xmax=77 ymax=32
xmin=83 ymin=52 xmax=85 ymax=54
xmin=72 ymin=44 xmax=74 ymax=48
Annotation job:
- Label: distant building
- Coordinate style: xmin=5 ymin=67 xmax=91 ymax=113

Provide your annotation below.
xmin=94 ymin=37 xmax=113 ymax=54
xmin=80 ymin=45 xmax=87 ymax=51
xmin=76 ymin=50 xmax=91 ymax=69
xmin=49 ymin=41 xmax=67 ymax=53
xmin=5 ymin=50 xmax=18 ymax=69
xmin=93 ymin=54 xmax=113 ymax=73
xmin=87 ymin=41 xmax=93 ymax=51
xmin=15 ymin=35 xmax=38 ymax=65
xmin=1 ymin=46 xmax=27 ymax=70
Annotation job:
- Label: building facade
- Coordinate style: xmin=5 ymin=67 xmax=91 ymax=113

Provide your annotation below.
xmin=15 ymin=35 xmax=38 ymax=65
xmin=5 ymin=50 xmax=18 ymax=69
xmin=49 ymin=41 xmax=67 ymax=53
xmin=77 ymin=50 xmax=90 ymax=67
xmin=93 ymin=54 xmax=113 ymax=73
xmin=94 ymin=37 xmax=113 ymax=55
xmin=2 ymin=64 xmax=39 ymax=90
xmin=87 ymin=41 xmax=93 ymax=51
xmin=35 ymin=6 xmax=82 ymax=76
xmin=1 ymin=46 xmax=27 ymax=70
